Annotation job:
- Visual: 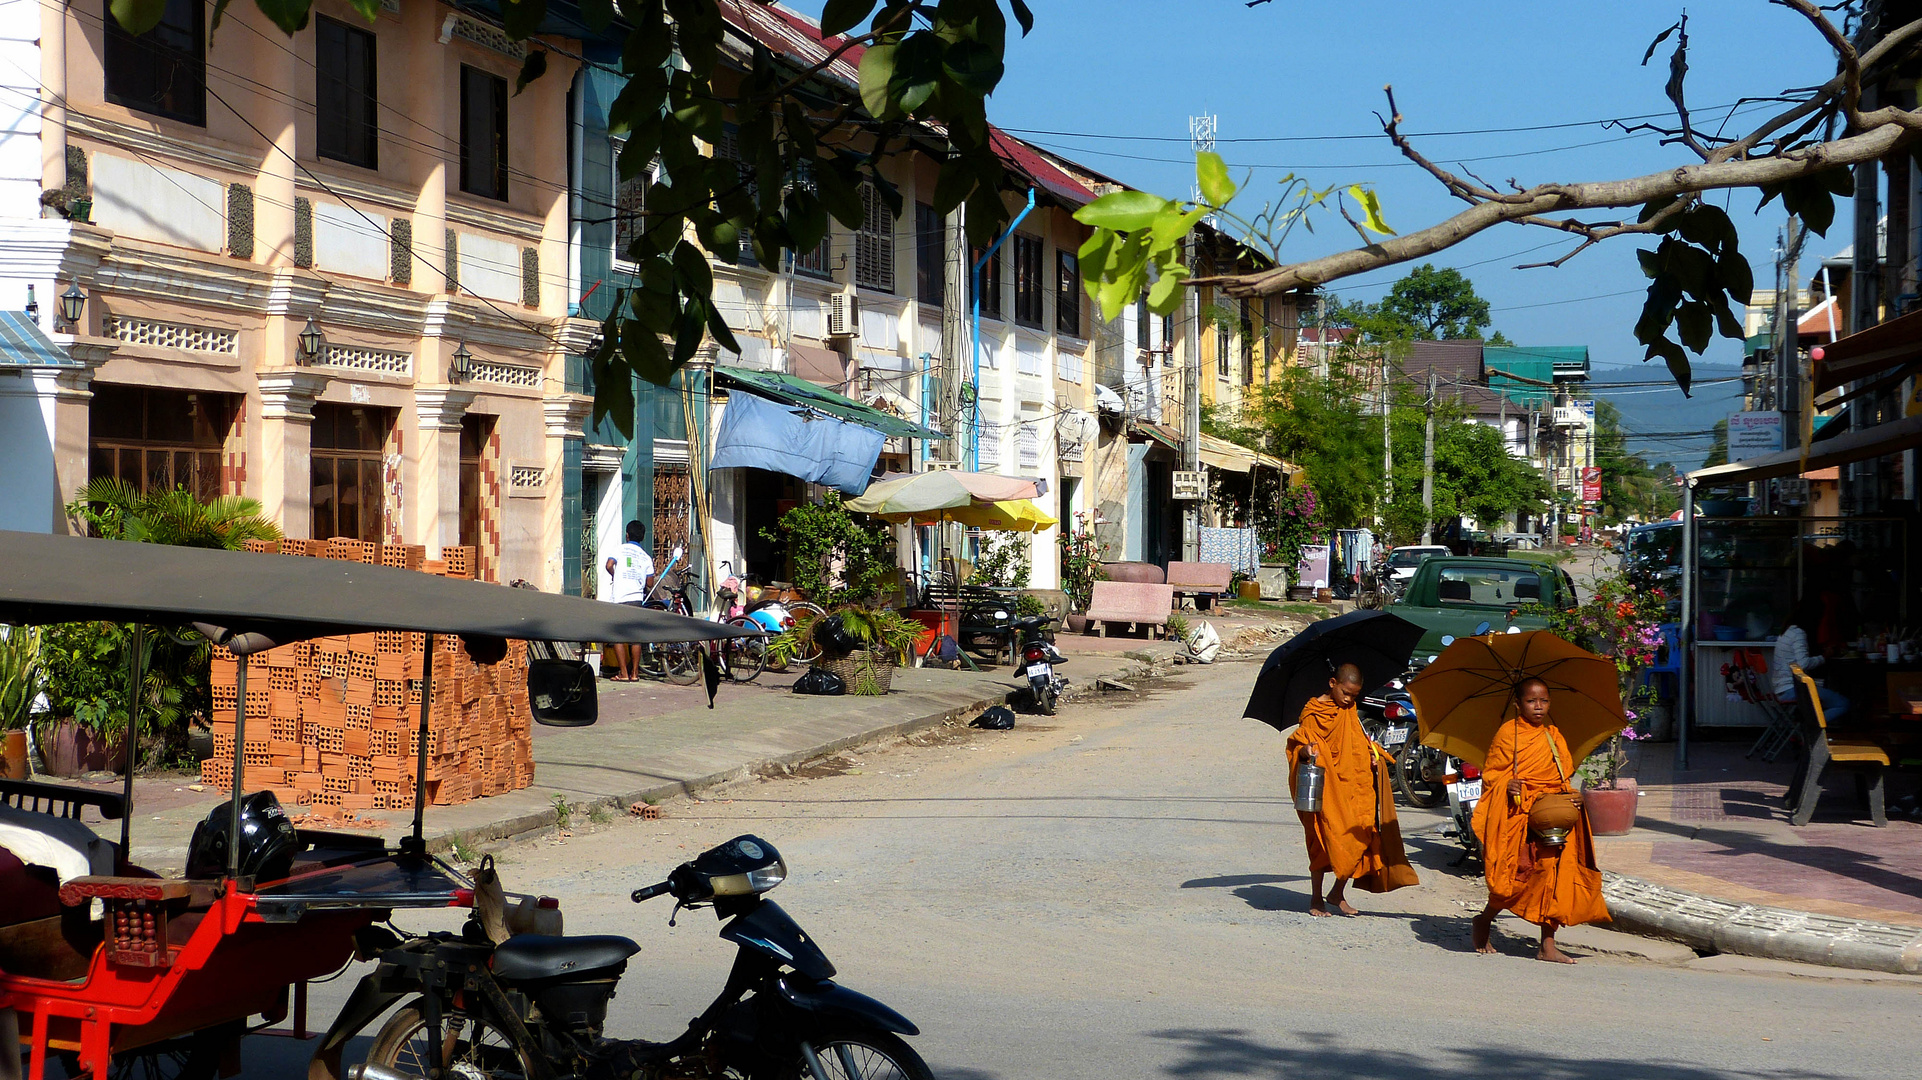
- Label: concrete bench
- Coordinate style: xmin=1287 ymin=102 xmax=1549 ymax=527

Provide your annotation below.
xmin=1082 ymin=581 xmax=1176 ymax=639
xmin=1166 ymin=561 xmax=1233 ymax=610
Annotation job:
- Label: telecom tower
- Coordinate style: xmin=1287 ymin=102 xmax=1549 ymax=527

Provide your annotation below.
xmin=1189 ymin=113 xmax=1217 ymax=212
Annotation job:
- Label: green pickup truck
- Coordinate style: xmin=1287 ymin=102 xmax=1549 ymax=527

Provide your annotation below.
xmin=1390 ymin=556 xmax=1581 ymax=656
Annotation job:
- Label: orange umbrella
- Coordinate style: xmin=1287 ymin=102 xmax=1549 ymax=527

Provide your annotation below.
xmin=1407 ymin=630 xmax=1627 ymax=767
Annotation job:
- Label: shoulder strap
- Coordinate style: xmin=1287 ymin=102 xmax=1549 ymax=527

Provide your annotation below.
xmin=1544 ymin=727 xmax=1566 ymax=783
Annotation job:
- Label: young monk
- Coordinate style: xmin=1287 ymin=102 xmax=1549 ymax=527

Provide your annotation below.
xmin=1286 ymin=662 xmax=1419 ymax=916
xmin=1471 ymin=676 xmax=1609 ymax=962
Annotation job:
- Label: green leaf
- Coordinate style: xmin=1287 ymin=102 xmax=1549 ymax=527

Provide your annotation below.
xmin=859 ymin=43 xmax=902 ymax=120
xmin=815 ymin=162 xmax=866 ymax=230
xmin=942 ymin=40 xmax=1004 ymax=95
xmin=1820 ymin=165 xmax=1857 ymax=196
xmin=248 ymin=0 xmax=311 ymax=33
xmin=1074 ymin=191 xmax=1173 ymax=232
xmin=578 ymin=0 xmax=615 ymax=31
xmin=1645 ymin=339 xmax=1692 ymax=397
xmin=671 ymin=239 xmax=713 ymax=297
xmin=1078 ymin=228 xmax=1115 ymax=272
xmin=705 ymin=300 xmax=742 ymax=355
xmin=1348 ymin=186 xmax=1395 ymax=235
xmin=1145 ymin=269 xmax=1185 ymax=315
xmin=1008 ymin=0 xmax=1034 ymax=35
xmin=1799 ymin=190 xmax=1836 ymax=237
xmin=892 ymin=33 xmax=945 ymax=113
xmin=514 ymin=51 xmax=548 ymax=97
xmin=820 ymin=0 xmax=878 ymax=35
xmin=1675 ymin=301 xmax=1712 ymax=352
xmin=500 ymin=0 xmax=546 ymax=40
xmin=621 ymin=320 xmax=675 ymax=390
xmin=1635 ymin=248 xmax=1662 ymax=279
xmin=1715 ymin=252 xmax=1754 ymax=305
xmin=1149 ymin=204 xmax=1208 ymax=250
xmin=1196 ymin=151 xmax=1235 ymax=208
xmin=785 ymin=186 xmax=830 ymax=252
xmin=1710 ymin=297 xmax=1743 ymax=341
xmin=672 ymin=297 xmax=706 ymax=368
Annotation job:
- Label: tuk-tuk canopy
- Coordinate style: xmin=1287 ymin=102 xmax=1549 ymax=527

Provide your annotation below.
xmin=0 ymin=530 xmax=738 ymax=647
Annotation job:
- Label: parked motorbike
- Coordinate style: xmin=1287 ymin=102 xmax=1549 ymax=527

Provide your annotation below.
xmin=1444 ymin=759 xmax=1485 ymax=864
xmin=327 ymin=835 xmax=930 ymax=1080
xmin=1354 ymin=564 xmax=1399 ymax=611
xmin=1014 ymin=614 xmax=1067 ymax=715
xmin=1357 ymin=663 xmax=1449 ymax=809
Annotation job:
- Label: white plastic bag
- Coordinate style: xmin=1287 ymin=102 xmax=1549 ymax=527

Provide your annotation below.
xmin=1185 ymin=620 xmax=1222 ymax=664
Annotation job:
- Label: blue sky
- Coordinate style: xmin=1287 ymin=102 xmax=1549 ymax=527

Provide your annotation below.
xmin=785 ymin=0 xmax=1842 ymax=380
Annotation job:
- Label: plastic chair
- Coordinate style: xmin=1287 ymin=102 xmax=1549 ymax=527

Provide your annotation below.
xmin=1733 ymin=649 xmax=1800 ymax=762
xmin=1637 ymin=622 xmax=1682 ymax=705
xmin=1787 ymin=665 xmax=1890 ymax=827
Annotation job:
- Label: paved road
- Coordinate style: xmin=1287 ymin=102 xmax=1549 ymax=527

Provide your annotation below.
xmin=234 ymin=657 xmax=1918 ymax=1080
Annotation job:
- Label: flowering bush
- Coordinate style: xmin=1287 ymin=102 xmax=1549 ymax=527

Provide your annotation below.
xmin=1523 ymin=571 xmax=1669 ymax=789
xmin=1267 ymin=482 xmax=1325 ymax=588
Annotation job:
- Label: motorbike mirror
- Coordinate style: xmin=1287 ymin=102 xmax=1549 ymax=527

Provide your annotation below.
xmin=1473 ymin=621 xmax=1492 ymax=636
xmin=1439 ymin=635 xmax=1455 ymax=647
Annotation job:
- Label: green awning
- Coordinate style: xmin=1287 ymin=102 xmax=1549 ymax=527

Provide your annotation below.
xmin=715 ymin=365 xmax=945 ymax=440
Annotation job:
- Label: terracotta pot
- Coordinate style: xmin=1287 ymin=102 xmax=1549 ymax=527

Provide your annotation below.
xmin=1315 ymin=587 xmax=1333 ymax=602
xmin=37 ymin=718 xmax=128 ymax=778
xmin=3 ymin=729 xmax=27 ymax=779
xmin=1584 ymin=779 xmax=1639 ymax=836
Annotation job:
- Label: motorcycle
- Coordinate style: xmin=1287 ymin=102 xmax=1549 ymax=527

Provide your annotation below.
xmin=1357 ymin=661 xmax=1449 ymax=809
xmin=327 ymin=835 xmax=930 ymax=1080
xmin=1443 ymin=759 xmax=1485 ymax=864
xmin=1013 ymin=614 xmax=1067 ymax=715
xmin=1354 ymin=563 xmax=1399 ymax=611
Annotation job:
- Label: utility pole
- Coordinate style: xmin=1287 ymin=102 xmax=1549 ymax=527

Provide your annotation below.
xmin=1421 ymin=370 xmax=1436 ymax=546
xmin=1381 ymin=353 xmax=1392 ymax=531
xmin=1182 ymin=236 xmax=1203 ymax=562
xmin=1782 ymin=216 xmax=1802 ymax=450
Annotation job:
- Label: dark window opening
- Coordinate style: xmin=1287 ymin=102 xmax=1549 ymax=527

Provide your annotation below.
xmin=1012 ymin=233 xmax=1044 ymax=328
xmin=316 ymin=16 xmax=378 ymax=169
xmin=311 ymin=404 xmax=393 ymax=543
xmin=613 ymin=142 xmax=648 ymax=262
xmin=459 ymin=65 xmax=508 ymax=200
xmin=1056 ymin=249 xmax=1081 ymax=337
xmin=88 ymin=385 xmax=234 ymax=503
xmin=854 ymin=182 xmax=894 ymax=292
xmin=103 ymin=0 xmax=206 ymax=126
xmin=459 ymin=414 xmax=494 ymax=551
xmin=1240 ymin=299 xmax=1254 ymax=386
xmin=973 ymin=244 xmax=1003 ymax=320
xmin=916 ymin=202 xmax=944 ymax=305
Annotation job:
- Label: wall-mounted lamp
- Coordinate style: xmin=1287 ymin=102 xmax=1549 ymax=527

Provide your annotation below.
xmin=297 ymin=316 xmax=324 ymax=364
xmin=24 ymin=284 xmax=38 ymax=323
xmin=59 ymin=283 xmax=85 ymax=328
xmin=451 ymin=340 xmax=474 ymax=383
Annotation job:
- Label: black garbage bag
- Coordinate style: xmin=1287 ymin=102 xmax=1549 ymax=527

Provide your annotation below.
xmin=970 ymin=705 xmax=1016 ymax=730
xmin=793 ymin=667 xmax=846 ymax=696
xmin=813 ymin=614 xmax=861 ymax=656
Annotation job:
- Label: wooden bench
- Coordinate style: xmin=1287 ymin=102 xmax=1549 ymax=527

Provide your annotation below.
xmin=1166 ymin=562 xmax=1233 ymax=611
xmin=1082 ymin=581 xmax=1176 ymax=639
xmin=1788 ymin=665 xmax=1893 ymax=827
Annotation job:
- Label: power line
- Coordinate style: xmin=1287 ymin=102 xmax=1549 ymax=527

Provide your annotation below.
xmin=996 ymin=101 xmax=1759 ymax=145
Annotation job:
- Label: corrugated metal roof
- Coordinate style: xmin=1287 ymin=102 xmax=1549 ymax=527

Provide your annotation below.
xmin=715 ymin=365 xmax=944 ymax=440
xmin=989 ymin=128 xmax=1095 ymax=208
xmin=0 ymin=311 xmax=79 ymax=368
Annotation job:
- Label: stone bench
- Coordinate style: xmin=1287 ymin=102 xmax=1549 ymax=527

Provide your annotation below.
xmin=1166 ymin=561 xmax=1233 ymax=610
xmin=1082 ymin=581 xmax=1176 ymax=639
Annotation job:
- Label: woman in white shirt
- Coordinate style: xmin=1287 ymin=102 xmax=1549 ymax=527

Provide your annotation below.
xmin=1773 ymin=597 xmax=1848 ymax=723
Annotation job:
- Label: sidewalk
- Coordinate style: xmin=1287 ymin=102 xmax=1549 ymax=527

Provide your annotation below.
xmin=111 ymin=628 xmax=1208 ymax=874
xmin=1594 ymin=737 xmax=1922 ymax=974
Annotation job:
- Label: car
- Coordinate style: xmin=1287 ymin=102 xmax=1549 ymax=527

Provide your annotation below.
xmin=1385 ymin=545 xmax=1450 ymax=586
xmin=1390 ymin=555 xmax=1581 ymax=656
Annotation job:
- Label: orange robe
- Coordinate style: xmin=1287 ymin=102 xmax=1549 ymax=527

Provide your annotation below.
xmin=1473 ymin=718 xmax=1608 ymax=928
xmin=1285 ymin=698 xmax=1419 ymax=892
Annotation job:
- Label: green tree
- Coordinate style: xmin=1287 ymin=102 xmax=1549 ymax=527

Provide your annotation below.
xmin=1382 ymin=395 xmax=1549 ymax=543
xmin=1593 ymin=399 xmax=1680 ymax=523
xmin=114 ymin=1 xmax=1037 ymax=433
xmin=1701 ymin=419 xmax=1731 ymax=469
xmin=1239 ymin=357 xmax=1383 ymax=530
xmin=69 ymin=480 xmax=281 ymax=549
xmin=1343 ymin=264 xmax=1493 ymax=342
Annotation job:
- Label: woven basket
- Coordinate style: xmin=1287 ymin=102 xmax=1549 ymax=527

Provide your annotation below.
xmin=817 ymin=650 xmax=895 ymax=695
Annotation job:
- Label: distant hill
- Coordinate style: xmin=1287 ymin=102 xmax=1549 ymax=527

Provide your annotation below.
xmin=1590 ymin=361 xmax=1746 ymax=472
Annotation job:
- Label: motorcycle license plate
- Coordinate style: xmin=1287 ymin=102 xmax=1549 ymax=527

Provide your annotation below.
xmin=1025 ymin=663 xmax=1052 ymax=679
xmin=1451 ymin=779 xmax=1483 ymax=803
xmin=1382 ymin=725 xmax=1410 ymax=746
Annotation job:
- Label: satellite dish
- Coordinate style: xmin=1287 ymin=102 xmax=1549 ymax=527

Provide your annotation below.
xmin=1440 ymin=635 xmax=1456 ymax=647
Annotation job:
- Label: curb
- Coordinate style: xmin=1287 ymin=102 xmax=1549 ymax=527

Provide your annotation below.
xmin=1602 ymin=872 xmax=1922 ymax=976
xmin=431 ymin=653 xmax=1166 ymax=855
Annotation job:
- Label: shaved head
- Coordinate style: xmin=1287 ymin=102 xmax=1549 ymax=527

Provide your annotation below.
xmin=1335 ymin=662 xmax=1364 ymax=687
xmin=1513 ymin=676 xmax=1549 ymax=699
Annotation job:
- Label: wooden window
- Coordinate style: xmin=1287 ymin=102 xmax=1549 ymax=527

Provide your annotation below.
xmin=459 ymin=415 xmax=494 ymax=550
xmin=1240 ymin=299 xmax=1255 ymax=386
xmin=88 ymin=385 xmax=233 ymax=501
xmin=855 ymin=182 xmax=895 ymax=292
xmin=1012 ymin=234 xmax=1044 ymax=328
xmin=310 ymin=404 xmax=393 ymax=543
xmin=459 ymin=65 xmax=508 ymax=200
xmin=715 ymin=125 xmax=758 ymax=268
xmin=916 ymin=202 xmax=945 ymax=305
xmin=316 ymin=16 xmax=378 ymax=169
xmin=612 ymin=140 xmax=648 ymax=263
xmin=1056 ymin=250 xmax=1081 ymax=337
xmin=103 ymin=0 xmax=205 ymax=126
xmin=790 ymin=158 xmax=831 ymax=277
xmin=973 ymin=244 xmax=1003 ymax=320
xmin=1137 ymin=291 xmax=1153 ymax=357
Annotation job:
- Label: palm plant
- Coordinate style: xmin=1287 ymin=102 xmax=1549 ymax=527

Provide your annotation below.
xmin=69 ymin=478 xmax=281 ymax=549
xmin=0 ymin=625 xmax=44 ymax=732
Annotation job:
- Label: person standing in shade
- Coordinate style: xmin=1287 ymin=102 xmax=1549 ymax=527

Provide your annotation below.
xmin=1286 ymin=662 xmax=1419 ymax=916
xmin=601 ymin=520 xmax=655 ymax=682
xmin=1471 ymin=677 xmax=1608 ymax=963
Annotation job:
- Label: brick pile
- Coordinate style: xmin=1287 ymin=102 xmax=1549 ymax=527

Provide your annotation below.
xmin=200 ymin=537 xmax=535 ymax=810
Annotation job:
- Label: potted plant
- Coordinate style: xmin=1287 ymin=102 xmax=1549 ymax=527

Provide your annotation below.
xmin=771 ymin=604 xmax=921 ymax=696
xmin=36 ymin=621 xmax=191 ymax=777
xmin=0 ymin=625 xmax=43 ymax=778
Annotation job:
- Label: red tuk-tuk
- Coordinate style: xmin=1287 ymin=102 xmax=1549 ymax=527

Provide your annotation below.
xmin=0 ymin=531 xmax=733 ymax=1079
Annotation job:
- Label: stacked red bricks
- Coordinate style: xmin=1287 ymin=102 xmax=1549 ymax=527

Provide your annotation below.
xmin=201 ymin=538 xmax=535 ymax=810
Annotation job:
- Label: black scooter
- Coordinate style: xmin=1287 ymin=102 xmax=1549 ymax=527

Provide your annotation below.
xmin=320 ymin=836 xmax=929 ymax=1080
xmin=1013 ymin=614 xmax=1066 ymax=715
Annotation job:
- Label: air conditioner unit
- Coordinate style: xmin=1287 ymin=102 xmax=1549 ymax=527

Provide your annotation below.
xmin=923 ymin=460 xmax=959 ymax=472
xmin=828 ymin=291 xmax=861 ymax=338
xmin=1172 ymin=469 xmax=1207 ymax=501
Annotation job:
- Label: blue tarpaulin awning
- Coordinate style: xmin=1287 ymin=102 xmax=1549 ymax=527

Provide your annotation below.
xmin=709 ymin=390 xmax=886 ymax=495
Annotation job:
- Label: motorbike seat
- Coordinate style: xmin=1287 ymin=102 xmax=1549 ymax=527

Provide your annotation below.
xmin=491 ymin=934 xmax=640 ymax=981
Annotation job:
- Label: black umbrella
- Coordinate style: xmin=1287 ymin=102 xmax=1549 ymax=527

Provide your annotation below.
xmin=1243 ymin=610 xmax=1426 ymax=732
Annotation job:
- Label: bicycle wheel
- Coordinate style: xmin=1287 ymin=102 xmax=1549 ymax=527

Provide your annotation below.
xmin=656 ymin=641 xmax=702 ymax=685
xmin=788 ymin=602 xmax=826 ymax=664
xmin=722 ymin=616 xmax=768 ymax=683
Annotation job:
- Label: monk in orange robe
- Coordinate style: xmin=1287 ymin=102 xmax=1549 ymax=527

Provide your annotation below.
xmin=1286 ymin=663 xmax=1419 ymax=915
xmin=1471 ymin=676 xmax=1609 ymax=962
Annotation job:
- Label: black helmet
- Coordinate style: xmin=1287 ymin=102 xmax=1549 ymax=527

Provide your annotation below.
xmin=186 ymin=790 xmax=299 ymax=883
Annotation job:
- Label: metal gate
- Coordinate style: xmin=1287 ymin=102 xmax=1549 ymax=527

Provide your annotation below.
xmin=652 ymin=464 xmax=691 ymax=566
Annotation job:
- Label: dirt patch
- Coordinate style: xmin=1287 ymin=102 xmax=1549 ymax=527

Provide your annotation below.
xmin=785 ymin=753 xmax=863 ymax=779
xmin=1083 ymin=672 xmax=1194 ymax=711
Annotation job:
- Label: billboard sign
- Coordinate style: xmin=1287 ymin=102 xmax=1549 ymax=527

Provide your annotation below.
xmin=1727 ymin=411 xmax=1784 ymax=460
xmin=1581 ymin=466 xmax=1603 ymax=503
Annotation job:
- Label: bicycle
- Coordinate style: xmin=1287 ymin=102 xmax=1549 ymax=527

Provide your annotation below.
xmin=633 ymin=549 xmax=701 ymax=686
xmin=711 ymin=561 xmax=769 ymax=683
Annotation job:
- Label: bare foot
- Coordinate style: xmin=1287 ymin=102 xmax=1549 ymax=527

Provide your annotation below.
xmin=1537 ymin=938 xmax=1577 ymax=964
xmin=1331 ymin=897 xmax=1360 ymax=917
xmin=1308 ymin=899 xmax=1333 ymax=917
xmin=1471 ymin=911 xmax=1497 ymax=954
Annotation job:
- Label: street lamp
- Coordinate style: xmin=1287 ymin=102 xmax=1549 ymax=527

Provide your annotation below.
xmin=450 ymin=340 xmax=474 ymax=383
xmin=297 ymin=317 xmax=324 ymax=364
xmin=58 ymin=283 xmax=86 ymax=328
